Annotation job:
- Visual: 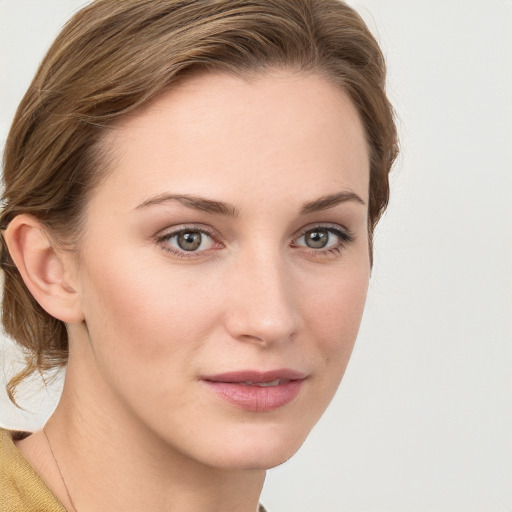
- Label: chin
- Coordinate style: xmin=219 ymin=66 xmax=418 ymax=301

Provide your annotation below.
xmin=206 ymin=446 xmax=303 ymax=472
xmin=195 ymin=422 xmax=312 ymax=471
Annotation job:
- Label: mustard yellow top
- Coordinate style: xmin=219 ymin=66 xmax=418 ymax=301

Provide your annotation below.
xmin=0 ymin=427 xmax=269 ymax=512
xmin=0 ymin=427 xmax=66 ymax=511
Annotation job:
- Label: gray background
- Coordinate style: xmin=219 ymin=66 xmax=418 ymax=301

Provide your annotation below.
xmin=1 ymin=1 xmax=511 ymax=511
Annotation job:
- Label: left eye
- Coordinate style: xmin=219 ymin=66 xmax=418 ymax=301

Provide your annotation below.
xmin=294 ymin=227 xmax=347 ymax=250
xmin=163 ymin=229 xmax=215 ymax=252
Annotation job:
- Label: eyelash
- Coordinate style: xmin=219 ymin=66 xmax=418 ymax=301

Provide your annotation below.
xmin=293 ymin=224 xmax=354 ymax=257
xmin=156 ymin=224 xmax=354 ymax=259
xmin=156 ymin=225 xmax=220 ymax=259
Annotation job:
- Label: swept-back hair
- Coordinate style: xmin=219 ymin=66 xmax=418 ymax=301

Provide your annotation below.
xmin=1 ymin=0 xmax=398 ymax=404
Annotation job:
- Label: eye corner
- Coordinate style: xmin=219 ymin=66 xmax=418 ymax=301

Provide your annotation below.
xmin=292 ymin=224 xmax=354 ymax=255
xmin=156 ymin=225 xmax=222 ymax=259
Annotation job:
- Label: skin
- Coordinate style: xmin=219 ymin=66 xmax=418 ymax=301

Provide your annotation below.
xmin=11 ymin=70 xmax=370 ymax=512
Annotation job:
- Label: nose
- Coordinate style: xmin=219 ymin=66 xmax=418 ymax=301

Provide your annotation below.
xmin=223 ymin=249 xmax=300 ymax=347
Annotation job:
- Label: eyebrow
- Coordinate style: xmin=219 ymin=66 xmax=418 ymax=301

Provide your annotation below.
xmin=135 ymin=190 xmax=365 ymax=216
xmin=135 ymin=193 xmax=239 ymax=217
xmin=299 ymin=191 xmax=366 ymax=214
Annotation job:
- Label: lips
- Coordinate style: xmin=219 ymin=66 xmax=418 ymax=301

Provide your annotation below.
xmin=202 ymin=369 xmax=306 ymax=412
xmin=238 ymin=379 xmax=282 ymax=387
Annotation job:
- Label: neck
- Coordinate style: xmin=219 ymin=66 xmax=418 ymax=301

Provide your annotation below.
xmin=43 ymin=356 xmax=266 ymax=512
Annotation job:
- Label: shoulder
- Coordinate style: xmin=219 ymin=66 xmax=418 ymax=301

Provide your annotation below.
xmin=0 ymin=428 xmax=67 ymax=511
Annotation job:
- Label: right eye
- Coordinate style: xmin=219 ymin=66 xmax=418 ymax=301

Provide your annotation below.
xmin=158 ymin=227 xmax=217 ymax=257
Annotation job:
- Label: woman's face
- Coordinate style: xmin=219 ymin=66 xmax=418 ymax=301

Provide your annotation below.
xmin=70 ymin=71 xmax=370 ymax=470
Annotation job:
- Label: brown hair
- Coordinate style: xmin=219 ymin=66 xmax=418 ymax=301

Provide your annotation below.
xmin=1 ymin=0 xmax=398 ymax=405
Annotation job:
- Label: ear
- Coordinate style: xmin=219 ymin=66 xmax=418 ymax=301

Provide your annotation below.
xmin=3 ymin=214 xmax=84 ymax=324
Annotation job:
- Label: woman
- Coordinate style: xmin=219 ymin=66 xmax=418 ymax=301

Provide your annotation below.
xmin=0 ymin=1 xmax=397 ymax=510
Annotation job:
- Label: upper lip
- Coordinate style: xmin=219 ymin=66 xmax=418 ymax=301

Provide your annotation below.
xmin=202 ymin=369 xmax=307 ymax=383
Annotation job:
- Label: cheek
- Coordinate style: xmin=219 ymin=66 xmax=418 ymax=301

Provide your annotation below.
xmin=78 ymin=250 xmax=219 ymax=370
xmin=284 ymin=261 xmax=369 ymax=430
xmin=302 ymin=260 xmax=369 ymax=369
xmin=308 ymin=263 xmax=368 ymax=335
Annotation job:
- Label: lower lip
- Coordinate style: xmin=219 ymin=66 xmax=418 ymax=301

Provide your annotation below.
xmin=203 ymin=380 xmax=304 ymax=412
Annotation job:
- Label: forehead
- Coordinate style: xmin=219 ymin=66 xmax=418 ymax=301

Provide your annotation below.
xmin=95 ymin=70 xmax=370 ymax=211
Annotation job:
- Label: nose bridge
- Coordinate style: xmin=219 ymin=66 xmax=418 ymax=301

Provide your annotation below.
xmin=225 ymin=244 xmax=298 ymax=345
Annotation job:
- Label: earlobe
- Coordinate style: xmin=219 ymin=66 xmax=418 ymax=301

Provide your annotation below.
xmin=3 ymin=214 xmax=84 ymax=324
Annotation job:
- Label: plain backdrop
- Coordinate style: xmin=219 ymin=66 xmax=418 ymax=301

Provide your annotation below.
xmin=1 ymin=1 xmax=511 ymax=511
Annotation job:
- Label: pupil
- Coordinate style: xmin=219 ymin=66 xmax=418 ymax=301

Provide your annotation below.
xmin=177 ymin=231 xmax=202 ymax=251
xmin=306 ymin=229 xmax=328 ymax=249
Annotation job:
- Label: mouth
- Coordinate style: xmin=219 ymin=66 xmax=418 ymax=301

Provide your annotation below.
xmin=238 ymin=379 xmax=283 ymax=387
xmin=201 ymin=369 xmax=307 ymax=412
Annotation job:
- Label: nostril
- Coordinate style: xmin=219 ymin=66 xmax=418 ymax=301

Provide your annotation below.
xmin=222 ymin=256 xmax=299 ymax=344
xmin=225 ymin=311 xmax=298 ymax=346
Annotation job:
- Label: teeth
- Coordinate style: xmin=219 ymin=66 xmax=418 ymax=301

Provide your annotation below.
xmin=241 ymin=379 xmax=281 ymax=387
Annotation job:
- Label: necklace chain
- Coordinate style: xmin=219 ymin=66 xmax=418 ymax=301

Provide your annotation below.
xmin=43 ymin=425 xmax=79 ymax=512
xmin=43 ymin=426 xmax=267 ymax=512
